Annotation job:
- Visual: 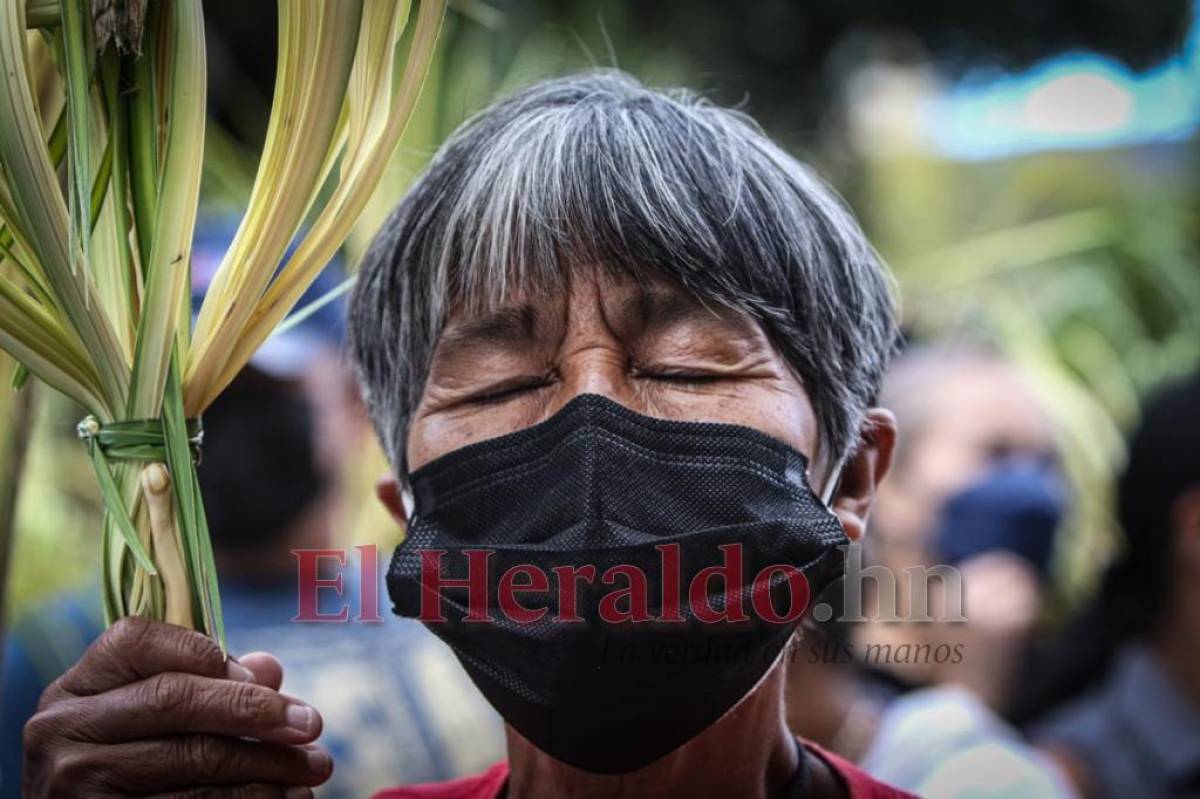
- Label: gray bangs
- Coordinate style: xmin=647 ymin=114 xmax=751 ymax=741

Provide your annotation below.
xmin=350 ymin=69 xmax=897 ymax=479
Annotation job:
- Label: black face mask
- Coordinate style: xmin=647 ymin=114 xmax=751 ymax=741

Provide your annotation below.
xmin=387 ymin=394 xmax=847 ymax=774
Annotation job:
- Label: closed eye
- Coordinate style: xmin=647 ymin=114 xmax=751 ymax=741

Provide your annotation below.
xmin=635 ymin=369 xmax=727 ymax=386
xmin=468 ymin=376 xmax=553 ymax=405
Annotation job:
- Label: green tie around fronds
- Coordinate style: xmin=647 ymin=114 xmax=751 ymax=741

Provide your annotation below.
xmin=73 ymin=355 xmax=223 ymax=642
xmin=77 ymin=416 xmax=202 ymax=464
xmin=77 ymin=416 xmax=172 ymax=576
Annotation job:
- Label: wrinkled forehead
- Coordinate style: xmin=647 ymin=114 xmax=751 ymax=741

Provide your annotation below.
xmin=445 ymin=247 xmax=719 ymax=315
xmin=438 ymin=264 xmax=761 ymax=348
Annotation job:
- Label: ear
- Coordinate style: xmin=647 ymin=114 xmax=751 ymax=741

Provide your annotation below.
xmin=830 ymin=408 xmax=897 ymax=542
xmin=375 ymin=474 xmax=409 ymax=526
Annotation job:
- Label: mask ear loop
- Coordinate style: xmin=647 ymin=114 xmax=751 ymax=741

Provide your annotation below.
xmin=819 ymin=451 xmax=847 ymax=508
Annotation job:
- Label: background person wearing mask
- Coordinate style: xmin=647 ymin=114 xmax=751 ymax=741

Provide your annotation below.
xmin=786 ymin=343 xmax=1075 ymax=797
xmin=856 ymin=343 xmax=1064 ymax=707
xmin=1030 ymin=370 xmax=1200 ymax=799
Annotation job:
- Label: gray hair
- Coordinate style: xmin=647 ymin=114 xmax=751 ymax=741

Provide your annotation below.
xmin=349 ymin=70 xmax=897 ymax=480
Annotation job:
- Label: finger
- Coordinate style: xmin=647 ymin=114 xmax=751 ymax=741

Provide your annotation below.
xmin=48 ymin=673 xmax=322 ymax=745
xmin=56 ymin=617 xmax=252 ymax=699
xmin=75 ymin=736 xmax=331 ymax=795
xmin=145 ymin=784 xmax=312 ymax=798
xmin=237 ymin=653 xmax=284 ymax=690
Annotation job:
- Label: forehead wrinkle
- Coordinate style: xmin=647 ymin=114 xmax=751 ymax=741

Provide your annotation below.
xmin=608 ymin=283 xmax=759 ymax=340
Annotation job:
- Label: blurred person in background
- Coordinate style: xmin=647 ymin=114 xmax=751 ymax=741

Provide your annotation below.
xmin=787 ymin=343 xmax=1075 ymax=797
xmin=0 ymin=226 xmax=503 ymax=798
xmin=856 ymin=343 xmax=1065 ymax=709
xmin=1029 ymin=370 xmax=1200 ymax=799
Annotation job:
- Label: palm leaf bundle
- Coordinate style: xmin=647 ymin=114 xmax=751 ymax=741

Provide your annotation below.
xmin=0 ymin=0 xmax=445 ymax=645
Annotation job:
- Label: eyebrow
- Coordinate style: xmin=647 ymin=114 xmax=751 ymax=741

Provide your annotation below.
xmin=433 ymin=287 xmax=755 ymax=366
xmin=435 ymin=305 xmax=540 ymax=361
xmin=613 ymin=287 xmax=754 ymax=336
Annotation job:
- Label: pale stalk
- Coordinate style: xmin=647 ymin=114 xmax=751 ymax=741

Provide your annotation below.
xmin=0 ymin=276 xmax=108 ymax=414
xmin=347 ymin=0 xmax=403 ymax=137
xmin=61 ymin=0 xmax=93 ymax=271
xmin=98 ymin=192 xmax=137 ymax=359
xmin=186 ymin=0 xmax=363 ymax=403
xmin=104 ymin=0 xmax=207 ymax=631
xmin=192 ymin=0 xmax=446 ymax=412
xmin=281 ymin=0 xmax=402 ymax=216
xmin=126 ymin=0 xmax=205 ymax=419
xmin=142 ymin=463 xmax=192 ymax=628
xmin=125 ymin=17 xmax=157 ymax=274
xmin=91 ymin=107 xmax=136 ymax=361
xmin=94 ymin=49 xmax=136 ymax=358
xmin=0 ymin=325 xmax=101 ymax=414
xmin=0 ymin=0 xmax=129 ymax=412
xmin=0 ymin=183 xmax=56 ymax=306
xmin=105 ymin=462 xmax=155 ymax=620
xmin=28 ymin=28 xmax=63 ymax=131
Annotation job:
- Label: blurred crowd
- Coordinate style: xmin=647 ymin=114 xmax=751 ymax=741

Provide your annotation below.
xmin=3 ymin=2 xmax=1199 ymax=795
xmin=786 ymin=347 xmax=1200 ymax=798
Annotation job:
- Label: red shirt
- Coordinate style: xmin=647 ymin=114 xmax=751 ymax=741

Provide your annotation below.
xmin=373 ymin=741 xmax=916 ymax=799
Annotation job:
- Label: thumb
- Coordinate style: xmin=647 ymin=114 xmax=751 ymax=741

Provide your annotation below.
xmin=236 ymin=651 xmax=285 ymax=690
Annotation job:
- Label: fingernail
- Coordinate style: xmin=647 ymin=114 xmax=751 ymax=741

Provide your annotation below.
xmin=285 ymin=788 xmax=312 ymax=799
xmin=286 ymin=704 xmax=319 ymax=735
xmin=226 ymin=660 xmax=255 ymax=683
xmin=306 ymin=747 xmax=331 ymax=775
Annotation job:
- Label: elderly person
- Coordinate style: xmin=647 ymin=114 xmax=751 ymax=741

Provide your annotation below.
xmin=22 ymin=71 xmax=909 ymax=798
xmin=854 ymin=344 xmax=1063 ymax=709
xmin=785 ymin=345 xmax=1075 ymax=799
